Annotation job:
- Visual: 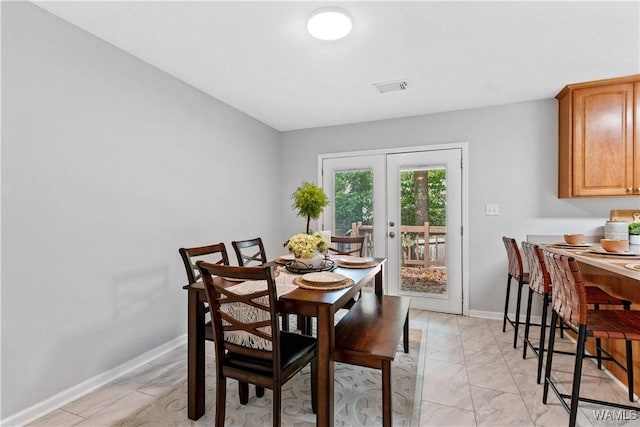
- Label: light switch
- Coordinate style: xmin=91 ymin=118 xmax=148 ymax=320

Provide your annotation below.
xmin=486 ymin=204 xmax=500 ymax=216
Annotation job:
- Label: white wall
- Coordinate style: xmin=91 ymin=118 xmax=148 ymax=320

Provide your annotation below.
xmin=1 ymin=2 xmax=282 ymax=417
xmin=280 ymin=100 xmax=640 ymax=314
xmin=3 ymin=0 xmax=640 ymax=421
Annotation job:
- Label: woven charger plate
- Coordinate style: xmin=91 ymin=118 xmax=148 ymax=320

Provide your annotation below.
xmin=293 ymin=276 xmax=355 ymax=290
xmin=583 ymin=250 xmax=640 ymax=260
xmin=335 ymin=261 xmax=377 ymax=269
xmin=625 ymin=264 xmax=640 ymax=272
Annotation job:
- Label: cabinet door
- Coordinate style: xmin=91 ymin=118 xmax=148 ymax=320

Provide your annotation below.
xmin=573 ymin=83 xmax=634 ymax=196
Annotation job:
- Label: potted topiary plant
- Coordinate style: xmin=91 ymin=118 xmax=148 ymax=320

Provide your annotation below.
xmin=629 ymin=222 xmax=640 ymax=245
xmin=285 ymin=182 xmax=330 ymax=269
xmin=291 ymin=181 xmax=329 ymax=234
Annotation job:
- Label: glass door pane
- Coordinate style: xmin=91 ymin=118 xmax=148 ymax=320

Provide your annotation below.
xmin=399 ymin=167 xmax=448 ymax=295
xmin=333 ymin=169 xmax=374 ymax=256
xmin=321 ymin=155 xmax=386 ymax=261
xmin=387 ymin=149 xmax=462 ymax=313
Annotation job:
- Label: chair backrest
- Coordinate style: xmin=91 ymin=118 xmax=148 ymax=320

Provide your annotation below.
xmin=232 ymin=237 xmax=267 ymax=266
xmin=328 ymin=235 xmax=365 ymax=257
xmin=542 ymin=249 xmax=588 ymax=329
xmin=502 ymin=236 xmax=525 ymax=280
xmin=179 ymin=243 xmax=229 ymax=284
xmin=521 ymin=241 xmax=551 ymax=295
xmin=197 ymin=262 xmax=281 ymax=369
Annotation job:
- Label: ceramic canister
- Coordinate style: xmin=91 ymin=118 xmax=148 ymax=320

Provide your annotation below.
xmin=604 ymin=220 xmax=629 ymax=240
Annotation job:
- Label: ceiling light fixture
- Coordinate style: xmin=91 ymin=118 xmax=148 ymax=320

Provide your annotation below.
xmin=307 ymin=8 xmax=353 ymax=41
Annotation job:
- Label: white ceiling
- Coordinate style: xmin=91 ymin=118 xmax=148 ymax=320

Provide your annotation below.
xmin=34 ymin=1 xmax=640 ymax=131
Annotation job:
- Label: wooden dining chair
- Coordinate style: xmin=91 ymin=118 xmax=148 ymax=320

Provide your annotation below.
xmin=541 ymin=250 xmax=640 ymax=427
xmin=179 ymin=243 xmax=263 ymax=402
xmin=329 ymin=236 xmax=366 ymax=303
xmin=232 ymin=237 xmax=290 ymax=331
xmin=232 ymin=237 xmax=267 ymax=266
xmin=179 ymin=243 xmax=230 ymax=285
xmin=196 ymin=262 xmax=318 ymax=427
xmin=327 ymin=235 xmax=365 ymax=257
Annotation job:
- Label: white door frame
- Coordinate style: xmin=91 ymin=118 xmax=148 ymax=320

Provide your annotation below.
xmin=318 ymin=143 xmax=469 ymax=316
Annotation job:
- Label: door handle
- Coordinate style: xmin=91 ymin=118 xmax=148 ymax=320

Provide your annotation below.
xmin=389 ymin=232 xmax=395 ymax=238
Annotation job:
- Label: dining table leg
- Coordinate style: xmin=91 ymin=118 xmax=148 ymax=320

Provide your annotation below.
xmin=375 ymin=265 xmax=383 ymax=296
xmin=316 ymin=304 xmax=335 ymax=427
xmin=188 ymin=289 xmax=205 ymax=420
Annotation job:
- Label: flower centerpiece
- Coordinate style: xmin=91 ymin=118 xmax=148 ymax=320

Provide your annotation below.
xmin=286 ymin=232 xmax=328 ymax=257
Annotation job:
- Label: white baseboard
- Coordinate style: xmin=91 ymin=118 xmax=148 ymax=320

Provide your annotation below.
xmin=2 ymin=334 xmax=186 ymax=427
xmin=469 ymin=310 xmax=542 ymax=325
xmin=468 ymin=309 xmax=502 ymax=320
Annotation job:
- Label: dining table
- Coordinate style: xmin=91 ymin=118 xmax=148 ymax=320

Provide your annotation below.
xmin=536 ymin=238 xmax=640 ymax=395
xmin=184 ymin=257 xmax=386 ymax=427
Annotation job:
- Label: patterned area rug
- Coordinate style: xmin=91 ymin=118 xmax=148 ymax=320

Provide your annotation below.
xmin=118 ymin=329 xmax=423 ymax=427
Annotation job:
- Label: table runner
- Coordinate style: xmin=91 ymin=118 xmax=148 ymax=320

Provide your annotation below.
xmin=220 ymin=267 xmax=299 ymax=350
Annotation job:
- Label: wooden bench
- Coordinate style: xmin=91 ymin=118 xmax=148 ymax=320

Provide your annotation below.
xmin=334 ymin=293 xmax=411 ymax=427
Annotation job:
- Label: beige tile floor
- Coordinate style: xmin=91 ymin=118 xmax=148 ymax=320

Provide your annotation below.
xmin=28 ymin=310 xmax=640 ymax=426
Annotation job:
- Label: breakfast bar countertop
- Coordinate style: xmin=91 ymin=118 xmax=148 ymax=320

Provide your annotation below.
xmin=546 ymin=246 xmax=640 ymax=280
xmin=527 ymin=235 xmax=640 ymax=281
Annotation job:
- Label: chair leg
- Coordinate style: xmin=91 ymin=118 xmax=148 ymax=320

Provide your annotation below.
xmin=311 ymin=356 xmax=318 ymax=414
xmin=568 ymin=325 xmax=587 ymax=427
xmin=239 ymin=381 xmax=249 ymax=404
xmin=596 ymin=338 xmax=603 ymax=370
xmin=503 ymin=274 xmax=512 ymax=332
xmin=543 ymin=311 xmax=558 ymax=404
xmin=523 ymin=288 xmax=534 ymax=359
xmin=216 ymin=375 xmax=227 ymax=427
xmin=382 ymin=360 xmax=392 ymax=427
xmin=281 ymin=314 xmax=289 ymax=331
xmin=256 ymin=386 xmax=265 ymax=397
xmin=513 ymin=278 xmax=524 ymax=348
xmin=299 ymin=316 xmax=312 ymax=336
xmin=309 ymin=317 xmax=314 ymax=335
xmin=403 ymin=312 xmax=409 ymax=353
xmin=626 ymin=340 xmax=634 ymax=402
xmin=537 ymin=293 xmax=549 ymax=384
xmin=272 ymin=382 xmax=281 ymax=427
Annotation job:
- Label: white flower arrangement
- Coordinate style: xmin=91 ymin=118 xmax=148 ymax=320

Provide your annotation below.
xmin=285 ymin=232 xmax=328 ymax=259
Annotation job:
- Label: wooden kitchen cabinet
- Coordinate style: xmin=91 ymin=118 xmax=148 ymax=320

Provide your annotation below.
xmin=556 ymin=75 xmax=640 ymax=198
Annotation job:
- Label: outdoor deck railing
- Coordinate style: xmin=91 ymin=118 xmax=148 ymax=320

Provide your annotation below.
xmin=348 ymin=221 xmax=446 ymax=267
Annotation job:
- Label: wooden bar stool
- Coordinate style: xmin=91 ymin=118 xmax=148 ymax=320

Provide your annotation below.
xmin=502 ymin=237 xmax=529 ymax=348
xmin=521 ymin=242 xmax=631 ymax=384
xmin=541 ymin=250 xmax=640 ymax=427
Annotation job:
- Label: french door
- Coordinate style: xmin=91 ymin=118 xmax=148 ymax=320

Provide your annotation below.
xmin=320 ymin=146 xmax=465 ymax=314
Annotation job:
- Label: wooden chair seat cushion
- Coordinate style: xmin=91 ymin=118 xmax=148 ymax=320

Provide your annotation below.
xmin=587 ymin=310 xmax=640 ymax=341
xmin=224 ymin=331 xmax=317 ymax=377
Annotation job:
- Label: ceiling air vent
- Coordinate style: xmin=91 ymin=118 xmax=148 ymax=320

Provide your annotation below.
xmin=373 ymin=80 xmax=408 ymax=93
